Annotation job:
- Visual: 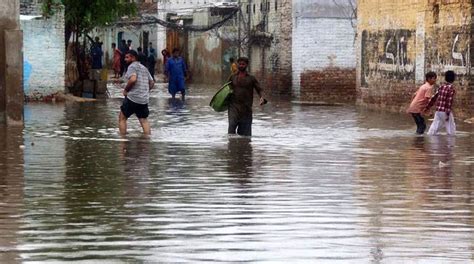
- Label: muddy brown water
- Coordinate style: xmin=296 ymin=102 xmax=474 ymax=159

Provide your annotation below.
xmin=0 ymin=84 xmax=473 ymax=263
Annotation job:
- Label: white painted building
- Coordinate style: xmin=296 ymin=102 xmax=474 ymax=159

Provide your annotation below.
xmin=20 ymin=0 xmax=66 ymax=100
xmin=292 ymin=0 xmax=356 ymax=102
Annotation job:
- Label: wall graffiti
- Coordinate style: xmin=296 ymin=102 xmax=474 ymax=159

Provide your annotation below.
xmin=427 ymin=28 xmax=470 ymax=76
xmin=361 ymin=27 xmax=472 ymax=87
xmin=361 ymin=29 xmax=415 ymax=85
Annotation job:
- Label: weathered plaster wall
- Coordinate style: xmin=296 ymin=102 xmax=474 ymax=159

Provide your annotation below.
xmin=188 ymin=31 xmax=226 ymax=84
xmin=292 ymin=0 xmax=356 ymax=103
xmin=0 ymin=0 xmax=23 ymax=125
xmin=21 ymin=11 xmax=65 ymax=100
xmin=357 ymin=0 xmax=473 ymax=118
xmin=246 ymin=0 xmax=292 ymax=96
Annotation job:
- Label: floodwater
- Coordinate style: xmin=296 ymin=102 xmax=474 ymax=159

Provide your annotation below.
xmin=1 ymin=83 xmax=473 ymax=263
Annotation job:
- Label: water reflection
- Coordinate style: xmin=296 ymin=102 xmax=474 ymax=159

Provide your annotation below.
xmin=0 ymin=126 xmax=24 ymax=264
xmin=0 ymin=83 xmax=472 ymax=262
xmin=120 ymin=137 xmax=153 ymax=197
xmin=225 ymin=137 xmax=253 ymax=184
xmin=355 ymin=133 xmax=474 ymax=262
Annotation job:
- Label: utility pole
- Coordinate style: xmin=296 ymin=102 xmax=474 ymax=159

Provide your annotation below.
xmin=247 ymin=0 xmax=252 ymax=71
xmin=238 ymin=0 xmax=241 ymax=57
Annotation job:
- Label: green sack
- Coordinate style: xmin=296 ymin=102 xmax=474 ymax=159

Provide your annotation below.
xmin=210 ymin=81 xmax=233 ymax=112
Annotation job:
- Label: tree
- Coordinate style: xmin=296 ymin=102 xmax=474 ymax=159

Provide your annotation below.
xmin=42 ymin=0 xmax=137 ymax=82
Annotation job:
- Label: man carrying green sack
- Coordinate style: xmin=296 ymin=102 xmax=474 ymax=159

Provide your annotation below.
xmin=226 ymin=57 xmax=266 ymax=136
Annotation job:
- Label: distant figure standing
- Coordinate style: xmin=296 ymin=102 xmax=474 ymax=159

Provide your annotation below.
xmin=229 ymin=57 xmax=238 ymax=75
xmin=90 ymin=37 xmax=103 ymax=70
xmin=112 ymin=43 xmax=122 ymax=78
xmin=119 ymin=39 xmax=128 ymax=76
xmin=137 ymin=47 xmax=147 ymax=66
xmin=426 ymin=71 xmax=456 ymax=136
xmin=406 ymin=71 xmax=437 ymax=134
xmin=147 ymin=42 xmax=157 ymax=81
xmin=127 ymin=39 xmax=133 ymax=50
xmin=166 ymin=48 xmax=187 ymax=100
xmin=161 ymin=49 xmax=170 ymax=75
xmin=227 ymin=57 xmax=266 ymax=136
xmin=119 ymin=50 xmax=155 ymax=135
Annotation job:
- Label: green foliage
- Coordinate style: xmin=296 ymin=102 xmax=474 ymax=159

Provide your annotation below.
xmin=43 ymin=0 xmax=137 ymax=35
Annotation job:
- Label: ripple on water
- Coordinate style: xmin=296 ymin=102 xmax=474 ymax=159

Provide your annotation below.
xmin=0 ymin=86 xmax=473 ymax=262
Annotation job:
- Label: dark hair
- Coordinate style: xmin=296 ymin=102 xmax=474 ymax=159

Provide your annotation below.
xmin=229 ymin=57 xmax=234 ymax=62
xmin=125 ymin=50 xmax=138 ymax=59
xmin=112 ymin=43 xmax=116 ymax=47
xmin=172 ymin=48 xmax=180 ymax=53
xmin=445 ymin=70 xmax=456 ymax=83
xmin=137 ymin=47 xmax=142 ymax=52
xmin=237 ymin=57 xmax=249 ymax=64
xmin=127 ymin=39 xmax=132 ymax=43
xmin=425 ymin=71 xmax=437 ymax=81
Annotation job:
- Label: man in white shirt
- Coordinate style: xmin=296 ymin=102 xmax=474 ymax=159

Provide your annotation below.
xmin=119 ymin=50 xmax=155 ymax=135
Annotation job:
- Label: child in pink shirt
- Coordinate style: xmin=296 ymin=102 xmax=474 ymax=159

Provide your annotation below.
xmin=407 ymin=71 xmax=437 ymax=134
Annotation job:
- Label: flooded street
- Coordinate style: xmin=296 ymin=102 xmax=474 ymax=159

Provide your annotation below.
xmin=1 ymin=83 xmax=473 ymax=263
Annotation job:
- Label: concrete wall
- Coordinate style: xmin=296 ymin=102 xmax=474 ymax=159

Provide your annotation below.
xmin=188 ymin=31 xmax=227 ymax=84
xmin=0 ymin=0 xmax=23 ymax=125
xmin=292 ymin=0 xmax=356 ymax=103
xmin=357 ymin=0 xmax=474 ymax=119
xmin=21 ymin=11 xmax=65 ymax=100
xmin=187 ymin=9 xmax=238 ymax=84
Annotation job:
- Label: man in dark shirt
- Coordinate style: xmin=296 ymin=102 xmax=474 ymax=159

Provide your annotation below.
xmin=137 ymin=47 xmax=147 ymax=66
xmin=227 ymin=57 xmax=266 ymax=136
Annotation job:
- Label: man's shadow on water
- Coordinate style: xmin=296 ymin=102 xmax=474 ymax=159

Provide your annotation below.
xmin=120 ymin=137 xmax=152 ymax=178
xmin=118 ymin=137 xmax=157 ymax=218
xmin=224 ymin=137 xmax=254 ymax=186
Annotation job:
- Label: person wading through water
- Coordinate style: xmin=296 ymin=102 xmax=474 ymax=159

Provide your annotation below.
xmin=118 ymin=50 xmax=155 ymax=135
xmin=227 ymin=57 xmax=266 ymax=137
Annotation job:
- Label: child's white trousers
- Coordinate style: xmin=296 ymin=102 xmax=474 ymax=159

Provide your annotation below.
xmin=427 ymin=111 xmax=456 ymax=136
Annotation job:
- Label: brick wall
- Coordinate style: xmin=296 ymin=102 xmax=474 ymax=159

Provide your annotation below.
xmin=357 ymin=0 xmax=474 ymax=119
xmin=300 ymin=68 xmax=356 ymax=104
xmin=21 ymin=11 xmax=65 ymax=100
xmin=292 ymin=11 xmax=356 ymax=103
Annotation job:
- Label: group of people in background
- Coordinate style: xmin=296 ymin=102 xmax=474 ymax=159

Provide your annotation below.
xmin=112 ymin=39 xmax=157 ymax=81
xmin=407 ymin=70 xmax=456 ymax=136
